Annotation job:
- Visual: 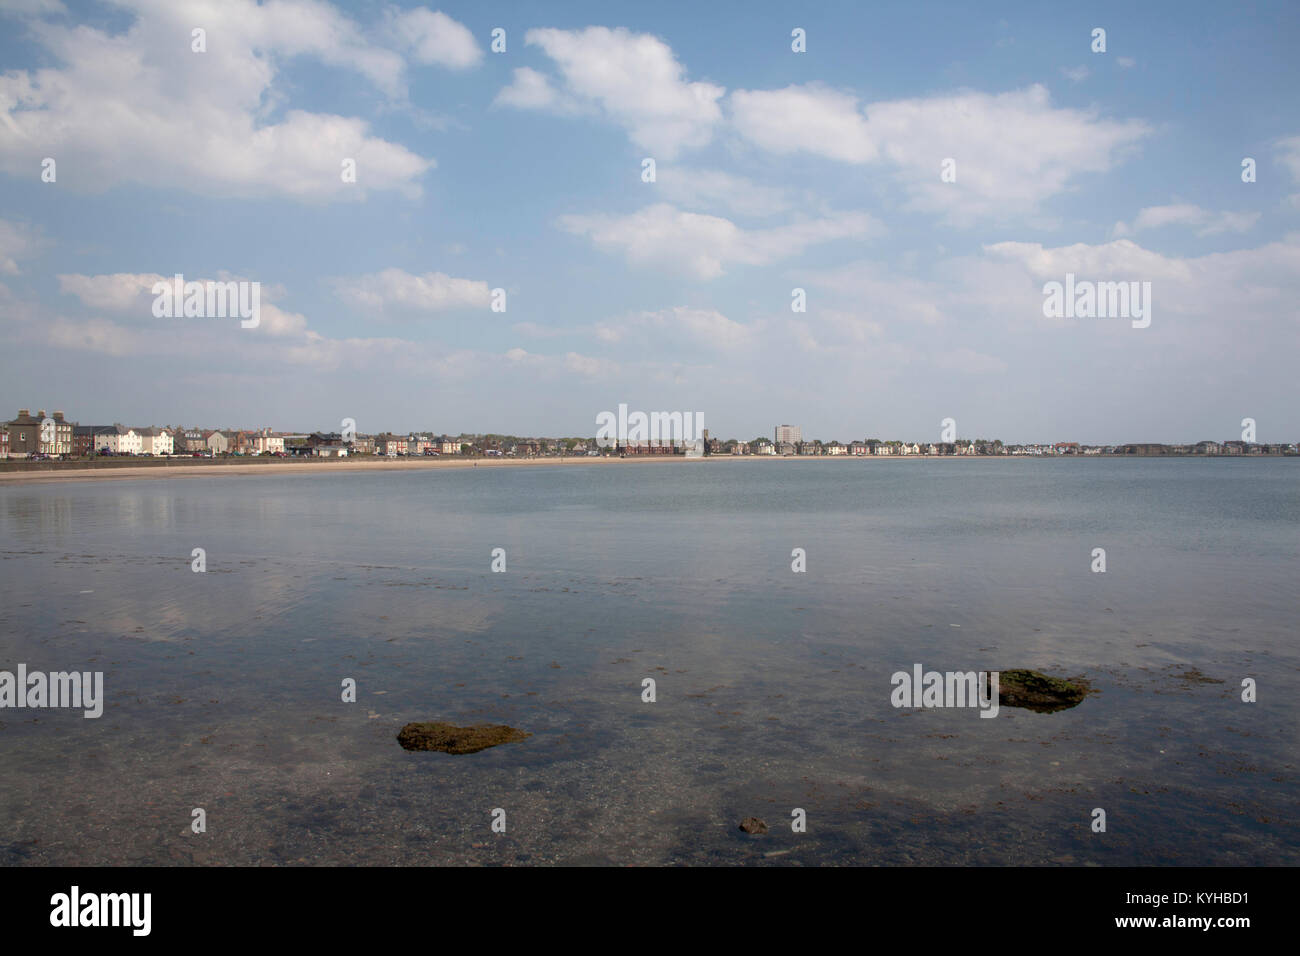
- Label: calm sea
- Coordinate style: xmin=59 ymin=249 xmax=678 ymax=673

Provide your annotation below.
xmin=1 ymin=458 xmax=1296 ymax=865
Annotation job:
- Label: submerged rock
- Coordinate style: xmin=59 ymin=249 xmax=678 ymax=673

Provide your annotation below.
xmin=397 ymin=721 xmax=530 ymax=754
xmin=739 ymin=817 xmax=768 ymax=834
xmin=997 ymin=670 xmax=1091 ymax=713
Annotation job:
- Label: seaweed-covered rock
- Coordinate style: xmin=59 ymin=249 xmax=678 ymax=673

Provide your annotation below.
xmin=397 ymin=721 xmax=530 ymax=754
xmin=739 ymin=817 xmax=768 ymax=834
xmin=997 ymin=670 xmax=1091 ymax=713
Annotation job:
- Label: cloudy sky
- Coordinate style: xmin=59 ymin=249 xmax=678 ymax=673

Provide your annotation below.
xmin=2 ymin=0 xmax=1298 ymax=443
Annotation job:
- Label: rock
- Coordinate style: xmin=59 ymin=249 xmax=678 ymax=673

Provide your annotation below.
xmin=997 ymin=670 xmax=1091 ymax=713
xmin=396 ymin=721 xmax=530 ymax=754
xmin=739 ymin=817 xmax=768 ymax=834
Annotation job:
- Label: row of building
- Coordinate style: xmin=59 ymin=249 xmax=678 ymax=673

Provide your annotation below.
xmin=0 ymin=410 xmax=286 ymax=458
xmin=4 ymin=408 xmax=1296 ymax=460
xmin=731 ymin=438 xmax=1297 ymax=456
xmin=0 ymin=409 xmax=601 ymax=460
xmin=757 ymin=426 xmax=1296 ymax=457
xmin=292 ymin=432 xmax=604 ymax=458
xmin=744 ymin=438 xmax=978 ymax=456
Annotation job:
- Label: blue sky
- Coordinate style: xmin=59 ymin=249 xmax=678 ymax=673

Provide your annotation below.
xmin=2 ymin=0 xmax=1298 ymax=443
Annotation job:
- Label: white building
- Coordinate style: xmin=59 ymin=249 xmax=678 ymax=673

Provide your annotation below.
xmin=137 ymin=427 xmax=174 ymax=456
xmin=250 ymin=429 xmax=284 ymax=454
xmin=95 ymin=425 xmax=142 ymax=455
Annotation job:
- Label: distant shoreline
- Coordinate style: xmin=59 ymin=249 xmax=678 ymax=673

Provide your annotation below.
xmin=0 ymin=452 xmax=1290 ymax=485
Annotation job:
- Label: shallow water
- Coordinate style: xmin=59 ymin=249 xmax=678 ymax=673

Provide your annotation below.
xmin=1 ymin=458 xmax=1296 ymax=865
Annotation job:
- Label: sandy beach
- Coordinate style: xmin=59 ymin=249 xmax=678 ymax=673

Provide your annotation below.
xmin=0 ymin=453 xmax=1023 ymax=484
xmin=0 ymin=454 xmax=677 ymax=484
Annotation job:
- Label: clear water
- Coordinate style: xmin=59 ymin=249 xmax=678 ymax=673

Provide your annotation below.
xmin=1 ymin=458 xmax=1296 ymax=865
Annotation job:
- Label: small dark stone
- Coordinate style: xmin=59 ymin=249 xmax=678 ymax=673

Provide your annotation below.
xmin=397 ymin=721 xmax=530 ymax=754
xmin=739 ymin=817 xmax=768 ymax=834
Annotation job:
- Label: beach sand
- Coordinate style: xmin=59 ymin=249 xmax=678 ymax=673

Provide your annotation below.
xmin=0 ymin=453 xmax=989 ymax=484
xmin=0 ymin=455 xmax=680 ymax=484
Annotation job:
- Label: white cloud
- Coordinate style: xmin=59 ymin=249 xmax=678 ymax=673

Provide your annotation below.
xmin=497 ymin=27 xmax=724 ymax=158
xmin=595 ymin=306 xmax=752 ymax=350
xmin=16 ymin=268 xmax=629 ymax=388
xmin=55 ymin=271 xmax=307 ymax=337
xmin=1113 ymin=204 xmax=1260 ymax=237
xmin=655 ymin=167 xmax=793 ymax=217
xmin=0 ymin=0 xmax=433 ymax=199
xmin=800 ymin=261 xmax=948 ymax=326
xmin=796 ymin=237 xmax=1300 ymax=374
xmin=57 ymin=272 xmax=159 ymax=311
xmin=861 ymin=85 xmax=1149 ymax=223
xmin=46 ymin=316 xmax=139 ymax=357
xmin=384 ymin=7 xmax=482 ymax=69
xmin=275 ymin=331 xmax=417 ymax=369
xmin=1276 ymin=136 xmax=1300 ymax=182
xmin=559 ymin=203 xmax=878 ymax=279
xmin=494 ymin=67 xmax=583 ymax=113
xmin=1061 ymin=66 xmax=1090 ymax=83
xmin=983 ymin=237 xmax=1186 ymax=281
xmin=977 ymin=235 xmax=1300 ymax=330
xmin=498 ymin=346 xmax=613 ymax=380
xmin=563 ymin=352 xmax=607 ymax=378
xmin=43 ymin=269 xmax=425 ymax=367
xmin=730 ymin=84 xmax=877 ymax=162
xmin=730 ymin=83 xmax=1149 ymax=223
xmin=333 ymin=268 xmax=492 ymax=315
xmin=0 ymin=219 xmax=40 ymax=275
xmin=256 ymin=304 xmax=310 ymax=338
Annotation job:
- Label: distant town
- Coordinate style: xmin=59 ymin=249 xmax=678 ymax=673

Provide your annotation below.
xmin=3 ymin=408 xmax=1297 ymax=462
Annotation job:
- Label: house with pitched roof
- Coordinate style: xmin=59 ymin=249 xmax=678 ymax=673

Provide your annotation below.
xmin=137 ymin=427 xmax=174 ymax=456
